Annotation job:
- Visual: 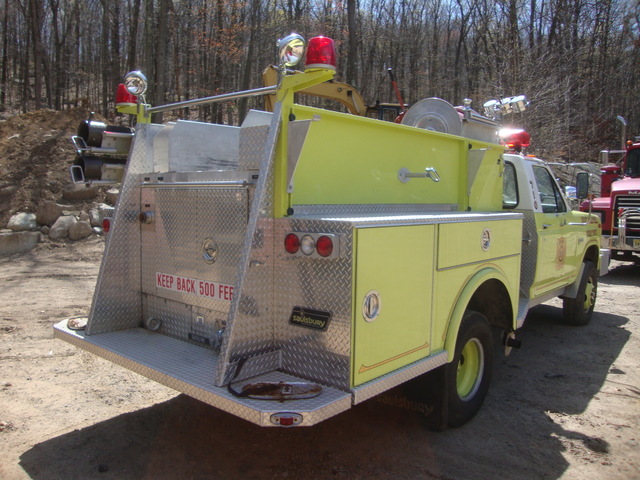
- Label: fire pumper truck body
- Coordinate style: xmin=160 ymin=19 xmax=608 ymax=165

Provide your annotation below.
xmin=54 ymin=35 xmax=603 ymax=428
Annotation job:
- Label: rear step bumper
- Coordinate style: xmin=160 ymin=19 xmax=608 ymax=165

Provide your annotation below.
xmin=53 ymin=321 xmax=352 ymax=427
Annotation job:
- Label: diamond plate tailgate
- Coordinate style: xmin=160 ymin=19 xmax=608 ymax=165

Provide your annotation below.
xmin=53 ymin=320 xmax=351 ymax=427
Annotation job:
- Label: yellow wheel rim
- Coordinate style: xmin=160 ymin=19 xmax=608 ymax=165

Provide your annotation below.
xmin=456 ymin=338 xmax=484 ymax=400
xmin=584 ymin=278 xmax=596 ymax=312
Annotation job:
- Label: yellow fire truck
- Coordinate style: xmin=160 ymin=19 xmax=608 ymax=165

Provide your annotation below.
xmin=54 ymin=34 xmax=605 ymax=429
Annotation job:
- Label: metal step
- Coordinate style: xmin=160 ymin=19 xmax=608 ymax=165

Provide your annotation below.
xmin=53 ymin=320 xmax=351 ymax=427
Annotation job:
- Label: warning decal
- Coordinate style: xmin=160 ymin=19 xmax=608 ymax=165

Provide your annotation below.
xmin=156 ymin=272 xmax=234 ymax=301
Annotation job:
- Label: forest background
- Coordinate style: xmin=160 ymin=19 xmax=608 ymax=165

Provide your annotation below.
xmin=4 ymin=0 xmax=640 ymax=161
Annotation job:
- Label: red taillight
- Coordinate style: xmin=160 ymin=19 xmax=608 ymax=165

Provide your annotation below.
xmin=116 ymin=83 xmax=137 ymax=106
xmin=284 ymin=233 xmax=300 ymax=254
xmin=316 ymin=235 xmax=333 ymax=257
xmin=305 ymin=36 xmax=336 ymax=71
xmin=102 ymin=218 xmax=111 ymax=233
xmin=285 ymin=232 xmax=337 ymax=258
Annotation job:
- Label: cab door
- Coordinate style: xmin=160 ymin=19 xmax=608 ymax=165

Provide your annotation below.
xmin=530 ymin=165 xmax=578 ymax=296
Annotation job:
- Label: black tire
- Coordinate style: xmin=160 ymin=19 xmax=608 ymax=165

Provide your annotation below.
xmin=446 ymin=310 xmax=493 ymax=427
xmin=563 ymin=261 xmax=597 ymax=326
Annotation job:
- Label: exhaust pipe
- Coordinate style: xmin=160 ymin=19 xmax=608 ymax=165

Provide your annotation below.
xmin=616 ymin=116 xmax=627 ymax=150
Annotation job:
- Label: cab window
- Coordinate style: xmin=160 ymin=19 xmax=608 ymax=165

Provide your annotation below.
xmin=627 ymin=149 xmax=640 ymax=177
xmin=503 ymin=161 xmax=519 ymax=209
xmin=533 ymin=166 xmax=567 ymax=213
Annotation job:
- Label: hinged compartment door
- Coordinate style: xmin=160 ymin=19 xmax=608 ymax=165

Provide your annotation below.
xmin=140 ymin=182 xmax=250 ymax=347
xmin=353 ymin=225 xmax=434 ymax=386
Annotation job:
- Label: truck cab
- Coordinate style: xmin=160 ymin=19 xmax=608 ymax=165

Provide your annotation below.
xmin=580 ymin=116 xmax=640 ymax=263
xmin=503 ymin=154 xmax=602 ymax=326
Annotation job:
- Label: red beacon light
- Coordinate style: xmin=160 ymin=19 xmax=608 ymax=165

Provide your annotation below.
xmin=499 ymin=128 xmax=530 ymax=153
xmin=115 ymin=83 xmax=138 ymax=107
xmin=305 ymin=36 xmax=337 ymax=71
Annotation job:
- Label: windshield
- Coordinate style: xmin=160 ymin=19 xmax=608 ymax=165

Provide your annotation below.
xmin=627 ymin=148 xmax=640 ymax=177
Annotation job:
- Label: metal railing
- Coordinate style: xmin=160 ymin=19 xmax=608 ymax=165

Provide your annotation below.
xmin=145 ymin=86 xmax=277 ymax=115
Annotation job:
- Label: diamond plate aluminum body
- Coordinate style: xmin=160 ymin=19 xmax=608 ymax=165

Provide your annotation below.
xmin=517 ymin=210 xmax=539 ymax=296
xmin=215 ymin=105 xmax=281 ymax=386
xmin=274 ymin=218 xmax=355 ymax=390
xmin=87 ymin=124 xmax=164 ymax=334
xmin=54 ymin=321 xmax=351 ymax=427
xmin=139 ymin=178 xmax=252 ymax=347
xmin=239 ymin=125 xmax=270 ymax=170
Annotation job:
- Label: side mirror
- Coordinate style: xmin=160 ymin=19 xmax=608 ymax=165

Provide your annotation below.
xmin=576 ymin=172 xmax=590 ymax=199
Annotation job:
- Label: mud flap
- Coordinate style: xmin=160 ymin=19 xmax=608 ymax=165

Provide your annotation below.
xmin=376 ymin=365 xmax=449 ymax=431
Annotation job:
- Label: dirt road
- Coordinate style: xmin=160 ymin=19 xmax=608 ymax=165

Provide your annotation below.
xmin=1 ymin=238 xmax=638 ymax=480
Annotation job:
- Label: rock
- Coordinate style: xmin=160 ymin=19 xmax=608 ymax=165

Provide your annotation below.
xmin=49 ymin=215 xmax=77 ymax=240
xmin=79 ymin=211 xmax=90 ymax=223
xmin=68 ymin=220 xmax=93 ymax=241
xmin=61 ymin=210 xmax=82 ymax=217
xmin=0 ymin=185 xmax=17 ymax=197
xmin=36 ymin=201 xmax=71 ymax=227
xmin=89 ymin=208 xmax=100 ymax=226
xmin=7 ymin=212 xmax=37 ymax=231
xmin=40 ymin=225 xmax=50 ymax=235
xmin=0 ymin=231 xmax=39 ymax=255
xmin=61 ymin=183 xmax=99 ymax=201
xmin=105 ymin=188 xmax=120 ymax=205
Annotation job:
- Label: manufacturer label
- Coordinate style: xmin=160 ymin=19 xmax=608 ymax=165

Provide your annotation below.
xmin=156 ymin=272 xmax=234 ymax=301
xmin=289 ymin=306 xmax=331 ymax=331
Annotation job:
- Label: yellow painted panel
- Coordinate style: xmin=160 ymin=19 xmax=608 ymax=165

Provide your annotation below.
xmin=468 ymin=147 xmax=505 ymax=211
xmin=353 ymin=225 xmax=434 ymax=386
xmin=290 ymin=106 xmax=466 ymax=208
xmin=431 ymin=256 xmax=521 ymax=351
xmin=437 ymin=219 xmax=522 ymax=270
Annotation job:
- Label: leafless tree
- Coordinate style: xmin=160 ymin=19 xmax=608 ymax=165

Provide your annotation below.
xmin=0 ymin=0 xmax=638 ymax=158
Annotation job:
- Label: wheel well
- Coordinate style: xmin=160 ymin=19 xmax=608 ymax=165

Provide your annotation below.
xmin=584 ymin=245 xmax=599 ymax=266
xmin=466 ymin=279 xmax=513 ymax=330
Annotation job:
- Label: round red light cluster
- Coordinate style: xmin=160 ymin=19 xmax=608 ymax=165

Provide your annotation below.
xmin=284 ymin=233 xmax=300 ymax=254
xmin=316 ymin=235 xmax=334 ymax=257
xmin=284 ymin=233 xmax=334 ymax=257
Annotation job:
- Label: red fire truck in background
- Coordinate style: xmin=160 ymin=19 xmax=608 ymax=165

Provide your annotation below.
xmin=581 ymin=116 xmax=640 ymax=263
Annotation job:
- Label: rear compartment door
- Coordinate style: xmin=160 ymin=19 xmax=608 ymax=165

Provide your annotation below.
xmin=140 ymin=180 xmax=250 ymax=347
xmin=353 ymin=225 xmax=434 ymax=386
